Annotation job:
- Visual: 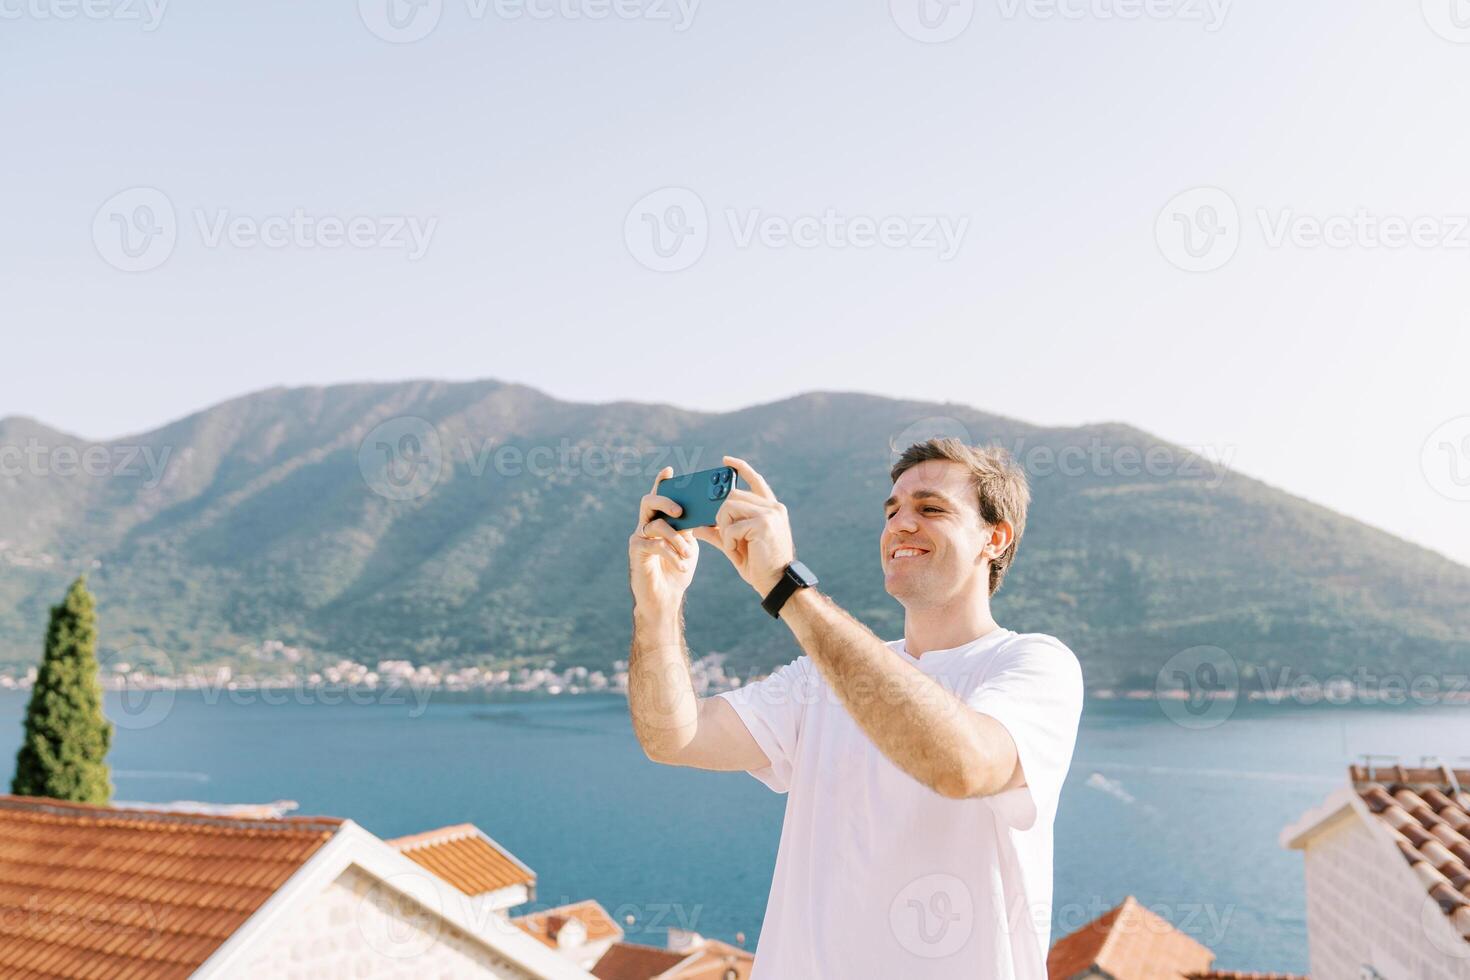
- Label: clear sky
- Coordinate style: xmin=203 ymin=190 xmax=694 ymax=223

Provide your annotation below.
xmin=3 ymin=0 xmax=1468 ymax=566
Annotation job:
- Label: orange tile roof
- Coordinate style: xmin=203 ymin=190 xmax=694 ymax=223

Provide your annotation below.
xmin=1047 ymin=895 xmax=1215 ymax=980
xmin=1350 ymin=763 xmax=1470 ymax=946
xmin=591 ymin=940 xmax=690 ymax=980
xmin=513 ymin=898 xmax=623 ymax=949
xmin=385 ymin=823 xmax=535 ymax=897
xmin=0 ymin=793 xmax=342 ymax=980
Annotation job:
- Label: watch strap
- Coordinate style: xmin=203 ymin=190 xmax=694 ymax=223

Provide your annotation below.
xmin=761 ymin=560 xmax=818 ymax=618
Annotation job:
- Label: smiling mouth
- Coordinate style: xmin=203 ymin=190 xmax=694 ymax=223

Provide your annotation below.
xmin=889 ymin=547 xmax=930 ymax=560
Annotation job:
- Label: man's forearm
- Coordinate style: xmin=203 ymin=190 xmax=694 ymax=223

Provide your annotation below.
xmin=627 ymin=603 xmax=701 ymax=761
xmin=778 ymin=588 xmax=1015 ymax=798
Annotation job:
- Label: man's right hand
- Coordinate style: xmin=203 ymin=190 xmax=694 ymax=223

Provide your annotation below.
xmin=628 ymin=466 xmax=699 ymax=614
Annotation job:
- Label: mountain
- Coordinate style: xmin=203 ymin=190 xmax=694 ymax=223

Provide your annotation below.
xmin=1 ymin=380 xmax=1466 ymax=689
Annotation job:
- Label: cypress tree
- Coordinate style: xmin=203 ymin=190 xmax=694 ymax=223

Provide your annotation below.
xmin=11 ymin=576 xmax=114 ymax=804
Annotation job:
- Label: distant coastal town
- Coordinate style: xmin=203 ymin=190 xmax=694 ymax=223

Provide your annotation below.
xmin=0 ymin=639 xmax=746 ymax=699
xmin=2 ymin=638 xmax=1466 ymax=707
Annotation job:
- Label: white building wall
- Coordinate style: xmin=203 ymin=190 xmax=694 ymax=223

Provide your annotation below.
xmin=233 ymin=864 xmax=544 ymax=979
xmin=1302 ymin=812 xmax=1470 ymax=980
xmin=548 ymin=935 xmax=614 ymax=973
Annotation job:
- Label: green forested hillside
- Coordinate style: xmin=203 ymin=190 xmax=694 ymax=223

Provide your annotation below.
xmin=1 ymin=381 xmax=1465 ymax=688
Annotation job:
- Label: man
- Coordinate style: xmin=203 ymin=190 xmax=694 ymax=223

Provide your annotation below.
xmin=625 ymin=438 xmax=1083 ymax=979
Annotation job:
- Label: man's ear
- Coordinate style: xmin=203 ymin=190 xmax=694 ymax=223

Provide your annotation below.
xmin=982 ymin=520 xmax=1014 ymax=562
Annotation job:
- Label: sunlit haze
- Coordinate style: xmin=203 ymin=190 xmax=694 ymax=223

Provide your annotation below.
xmin=3 ymin=0 xmax=1468 ymax=564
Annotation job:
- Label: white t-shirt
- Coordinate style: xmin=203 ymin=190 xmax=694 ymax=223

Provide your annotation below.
xmin=715 ymin=628 xmax=1083 ymax=980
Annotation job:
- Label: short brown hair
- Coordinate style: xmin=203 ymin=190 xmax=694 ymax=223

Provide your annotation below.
xmin=889 ymin=438 xmax=1031 ymax=596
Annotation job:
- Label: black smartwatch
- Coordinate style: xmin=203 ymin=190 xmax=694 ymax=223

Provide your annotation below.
xmin=761 ymin=560 xmax=819 ymax=618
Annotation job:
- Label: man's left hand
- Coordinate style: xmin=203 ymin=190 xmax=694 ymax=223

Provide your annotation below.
xmin=692 ymin=456 xmax=795 ymax=597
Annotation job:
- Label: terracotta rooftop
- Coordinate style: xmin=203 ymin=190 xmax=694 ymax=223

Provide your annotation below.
xmin=1350 ymin=762 xmax=1470 ymax=945
xmin=591 ymin=940 xmax=689 ymax=980
xmin=1047 ymin=895 xmax=1215 ymax=980
xmin=0 ymin=793 xmax=343 ymax=979
xmin=385 ymin=822 xmax=535 ymax=897
xmin=513 ymin=898 xmax=623 ymax=949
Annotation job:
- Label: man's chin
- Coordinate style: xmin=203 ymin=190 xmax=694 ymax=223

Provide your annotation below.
xmin=883 ymin=572 xmax=922 ymax=602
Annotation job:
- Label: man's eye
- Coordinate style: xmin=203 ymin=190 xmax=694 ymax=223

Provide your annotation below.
xmin=923 ymin=507 xmax=942 ymax=514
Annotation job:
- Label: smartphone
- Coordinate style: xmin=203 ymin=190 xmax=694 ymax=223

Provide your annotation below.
xmin=654 ymin=466 xmax=738 ymax=530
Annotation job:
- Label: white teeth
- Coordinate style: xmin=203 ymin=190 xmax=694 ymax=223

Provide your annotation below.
xmin=892 ymin=548 xmax=927 ymax=559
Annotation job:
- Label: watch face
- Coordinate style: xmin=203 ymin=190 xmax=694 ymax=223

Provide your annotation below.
xmin=788 ymin=560 xmax=817 ymax=586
